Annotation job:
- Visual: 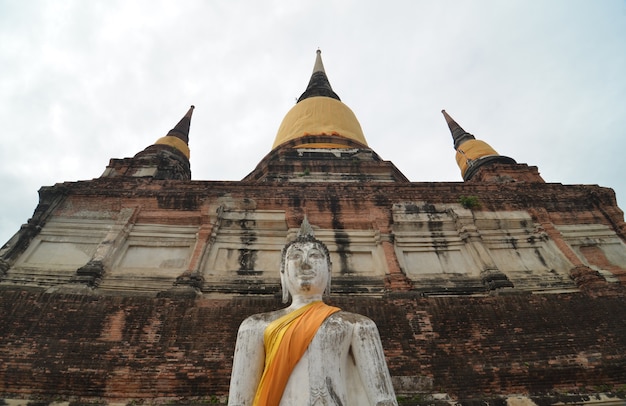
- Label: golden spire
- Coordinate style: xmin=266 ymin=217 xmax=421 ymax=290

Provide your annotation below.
xmin=166 ymin=105 xmax=195 ymax=144
xmin=154 ymin=105 xmax=194 ymax=159
xmin=272 ymin=51 xmax=367 ymax=150
xmin=442 ymin=109 xmax=516 ymax=180
xmin=297 ymin=49 xmax=340 ymax=102
xmin=442 ymin=109 xmax=475 ymax=149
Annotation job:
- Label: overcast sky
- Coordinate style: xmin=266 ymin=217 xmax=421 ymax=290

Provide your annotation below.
xmin=1 ymin=0 xmax=625 ymax=245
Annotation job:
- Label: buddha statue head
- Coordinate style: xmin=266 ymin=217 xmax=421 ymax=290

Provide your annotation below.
xmin=280 ymin=217 xmax=332 ymax=303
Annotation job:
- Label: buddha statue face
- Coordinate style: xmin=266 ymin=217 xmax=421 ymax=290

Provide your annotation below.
xmin=282 ymin=240 xmax=330 ymax=300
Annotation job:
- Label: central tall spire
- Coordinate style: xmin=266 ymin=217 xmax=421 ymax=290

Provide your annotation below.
xmin=271 ymin=50 xmax=367 ymax=150
xmin=297 ymin=50 xmax=340 ymax=102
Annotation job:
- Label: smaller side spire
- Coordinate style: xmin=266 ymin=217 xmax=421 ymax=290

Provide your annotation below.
xmin=101 ymin=106 xmax=194 ymax=180
xmin=441 ymin=109 xmax=528 ymax=182
xmin=297 ymin=50 xmax=341 ymax=103
xmin=166 ymin=105 xmax=195 ymax=144
xmin=442 ymin=109 xmax=475 ymax=150
xmin=153 ymin=105 xmax=194 ymax=160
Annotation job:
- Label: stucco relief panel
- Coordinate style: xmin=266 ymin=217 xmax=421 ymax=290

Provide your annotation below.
xmin=200 ymin=209 xmax=389 ymax=286
xmin=201 ymin=210 xmax=288 ymax=282
xmin=13 ymin=217 xmax=112 ymax=271
xmin=109 ymin=224 xmax=196 ymax=278
xmin=475 ymin=211 xmax=575 ymax=290
xmin=392 ymin=202 xmax=481 ymax=278
xmin=312 ymin=229 xmax=388 ymax=277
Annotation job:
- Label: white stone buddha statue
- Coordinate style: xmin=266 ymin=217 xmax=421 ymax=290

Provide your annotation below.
xmin=228 ymin=218 xmax=397 ymax=406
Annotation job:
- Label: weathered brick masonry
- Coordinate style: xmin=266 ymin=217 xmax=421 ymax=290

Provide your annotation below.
xmin=1 ymin=288 xmax=626 ymax=401
xmin=1 ymin=176 xmax=625 ymax=403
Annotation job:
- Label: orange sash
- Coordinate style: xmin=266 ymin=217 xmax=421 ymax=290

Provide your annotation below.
xmin=253 ymin=301 xmax=341 ymax=406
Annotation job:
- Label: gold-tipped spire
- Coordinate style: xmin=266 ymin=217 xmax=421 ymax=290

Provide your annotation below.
xmin=272 ymin=51 xmax=367 ymax=150
xmin=442 ymin=109 xmax=517 ymax=180
xmin=297 ymin=49 xmax=340 ymax=103
xmin=154 ymin=105 xmax=195 ymax=159
xmin=442 ymin=109 xmax=475 ymax=150
xmin=167 ymin=105 xmax=195 ymax=144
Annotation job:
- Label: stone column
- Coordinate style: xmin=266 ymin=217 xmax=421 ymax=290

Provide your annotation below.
xmin=70 ymin=206 xmax=139 ymax=287
xmin=374 ymin=209 xmax=412 ymax=291
xmin=161 ymin=205 xmax=224 ymax=298
xmin=528 ymin=207 xmax=607 ymax=290
xmin=449 ymin=207 xmax=514 ymax=291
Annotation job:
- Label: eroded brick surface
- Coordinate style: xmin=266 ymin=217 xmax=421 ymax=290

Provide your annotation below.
xmin=1 ymin=288 xmax=625 ymax=402
xmin=1 ymin=170 xmax=626 ymax=403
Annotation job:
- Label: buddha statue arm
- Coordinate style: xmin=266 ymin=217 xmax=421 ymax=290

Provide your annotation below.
xmin=351 ymin=317 xmax=398 ymax=406
xmin=228 ymin=317 xmax=266 ymax=406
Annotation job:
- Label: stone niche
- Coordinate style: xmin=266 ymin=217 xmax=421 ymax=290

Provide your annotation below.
xmin=4 ymin=216 xmax=114 ymax=287
xmin=100 ymin=223 xmax=197 ymax=292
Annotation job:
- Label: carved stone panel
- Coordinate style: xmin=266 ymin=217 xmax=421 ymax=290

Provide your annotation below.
xmin=392 ymin=202 xmax=481 ymax=277
xmin=309 ymin=228 xmax=389 ymax=293
xmin=201 ymin=210 xmax=289 ymax=291
xmin=4 ymin=217 xmax=112 ymax=287
xmin=100 ymin=224 xmax=197 ymax=292
xmin=200 ymin=209 xmax=388 ymax=294
xmin=475 ymin=211 xmax=575 ymax=291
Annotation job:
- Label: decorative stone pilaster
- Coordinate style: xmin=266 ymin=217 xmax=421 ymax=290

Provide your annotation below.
xmin=381 ymin=237 xmax=412 ymax=291
xmin=71 ymin=260 xmax=106 ymax=287
xmin=160 ymin=206 xmax=221 ymax=298
xmin=526 ymin=207 xmax=601 ymax=292
xmin=451 ymin=207 xmax=514 ymax=292
xmin=69 ymin=207 xmax=139 ymax=288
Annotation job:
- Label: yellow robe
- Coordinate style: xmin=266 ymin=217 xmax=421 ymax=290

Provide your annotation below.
xmin=253 ymin=301 xmax=341 ymax=406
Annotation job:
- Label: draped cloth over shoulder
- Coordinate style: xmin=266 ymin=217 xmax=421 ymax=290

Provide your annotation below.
xmin=253 ymin=301 xmax=341 ymax=406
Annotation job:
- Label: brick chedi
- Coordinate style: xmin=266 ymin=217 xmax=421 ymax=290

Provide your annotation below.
xmin=101 ymin=105 xmax=194 ymax=181
xmin=1 ymin=51 xmax=626 ymax=405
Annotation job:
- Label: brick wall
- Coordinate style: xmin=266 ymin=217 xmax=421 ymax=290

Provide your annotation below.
xmin=1 ymin=287 xmax=625 ymax=402
xmin=2 ymin=176 xmax=626 ymax=403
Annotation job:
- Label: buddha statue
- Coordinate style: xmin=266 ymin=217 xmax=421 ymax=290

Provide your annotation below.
xmin=228 ymin=218 xmax=397 ymax=405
